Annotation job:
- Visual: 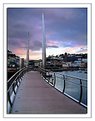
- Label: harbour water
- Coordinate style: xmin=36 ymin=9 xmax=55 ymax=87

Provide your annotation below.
xmin=50 ymin=70 xmax=87 ymax=106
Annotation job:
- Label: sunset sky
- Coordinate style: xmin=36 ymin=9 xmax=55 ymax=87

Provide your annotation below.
xmin=7 ymin=8 xmax=87 ymax=60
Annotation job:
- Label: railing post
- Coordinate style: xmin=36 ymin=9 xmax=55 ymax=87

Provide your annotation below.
xmin=15 ymin=75 xmax=19 ymax=87
xmin=16 ymin=78 xmax=19 ymax=87
xmin=7 ymin=92 xmax=12 ymax=108
xmin=47 ymin=72 xmax=50 ymax=83
xmin=13 ymin=83 xmax=16 ymax=95
xmin=79 ymin=79 xmax=82 ymax=103
xmin=63 ymin=75 xmax=66 ymax=93
xmin=53 ymin=73 xmax=56 ymax=87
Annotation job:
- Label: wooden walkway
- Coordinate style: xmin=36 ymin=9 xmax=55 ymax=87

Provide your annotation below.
xmin=11 ymin=71 xmax=87 ymax=114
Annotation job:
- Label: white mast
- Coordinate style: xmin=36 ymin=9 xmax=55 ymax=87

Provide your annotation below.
xmin=42 ymin=13 xmax=46 ymax=68
xmin=26 ymin=32 xmax=29 ymax=67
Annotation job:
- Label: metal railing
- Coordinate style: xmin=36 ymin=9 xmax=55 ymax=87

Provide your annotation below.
xmin=38 ymin=67 xmax=87 ymax=108
xmin=7 ymin=67 xmax=28 ymax=113
xmin=7 ymin=66 xmax=87 ymax=113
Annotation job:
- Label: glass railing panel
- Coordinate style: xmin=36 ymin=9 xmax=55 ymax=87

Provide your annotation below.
xmin=81 ymin=80 xmax=87 ymax=105
xmin=55 ymin=76 xmax=64 ymax=92
xmin=65 ymin=76 xmax=80 ymax=101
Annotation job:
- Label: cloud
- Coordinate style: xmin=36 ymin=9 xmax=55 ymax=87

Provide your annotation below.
xmin=46 ymin=40 xmax=59 ymax=48
xmin=7 ymin=8 xmax=87 ymax=59
xmin=29 ymin=50 xmax=42 ymax=60
xmin=47 ymin=45 xmax=59 ymax=48
xmin=76 ymin=47 xmax=87 ymax=53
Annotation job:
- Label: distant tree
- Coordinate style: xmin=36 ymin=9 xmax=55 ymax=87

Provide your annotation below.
xmin=56 ymin=55 xmax=59 ymax=58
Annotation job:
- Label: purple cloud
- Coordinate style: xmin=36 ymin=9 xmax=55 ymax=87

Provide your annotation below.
xmin=7 ymin=8 xmax=87 ymax=58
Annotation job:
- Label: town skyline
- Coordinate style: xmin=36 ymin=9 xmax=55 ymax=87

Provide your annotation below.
xmin=8 ymin=8 xmax=87 ymax=60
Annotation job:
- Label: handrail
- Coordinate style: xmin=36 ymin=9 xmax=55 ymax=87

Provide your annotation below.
xmin=7 ymin=70 xmax=24 ymax=92
xmin=7 ymin=67 xmax=28 ymax=113
xmin=38 ymin=66 xmax=51 ymax=73
xmin=56 ymin=72 xmax=87 ymax=82
xmin=38 ymin=67 xmax=87 ymax=107
xmin=7 ymin=67 xmax=26 ymax=90
xmin=7 ymin=67 xmax=25 ymax=83
xmin=54 ymin=75 xmax=87 ymax=87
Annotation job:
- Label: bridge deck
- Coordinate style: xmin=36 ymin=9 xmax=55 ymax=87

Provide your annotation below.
xmin=11 ymin=71 xmax=87 ymax=114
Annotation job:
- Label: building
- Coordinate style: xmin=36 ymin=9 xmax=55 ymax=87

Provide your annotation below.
xmin=62 ymin=62 xmax=72 ymax=68
xmin=8 ymin=50 xmax=20 ymax=71
xmin=20 ymin=58 xmax=25 ymax=68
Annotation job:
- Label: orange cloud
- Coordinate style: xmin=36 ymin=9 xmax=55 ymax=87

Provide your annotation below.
xmin=13 ymin=45 xmax=87 ymax=61
xmin=13 ymin=48 xmax=42 ymax=60
xmin=13 ymin=48 xmax=26 ymax=55
xmin=29 ymin=50 xmax=42 ymax=60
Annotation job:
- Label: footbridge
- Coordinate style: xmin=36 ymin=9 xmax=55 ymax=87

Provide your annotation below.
xmin=7 ymin=67 xmax=87 ymax=114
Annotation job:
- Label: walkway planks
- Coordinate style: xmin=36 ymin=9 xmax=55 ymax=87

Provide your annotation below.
xmin=11 ymin=71 xmax=87 ymax=114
